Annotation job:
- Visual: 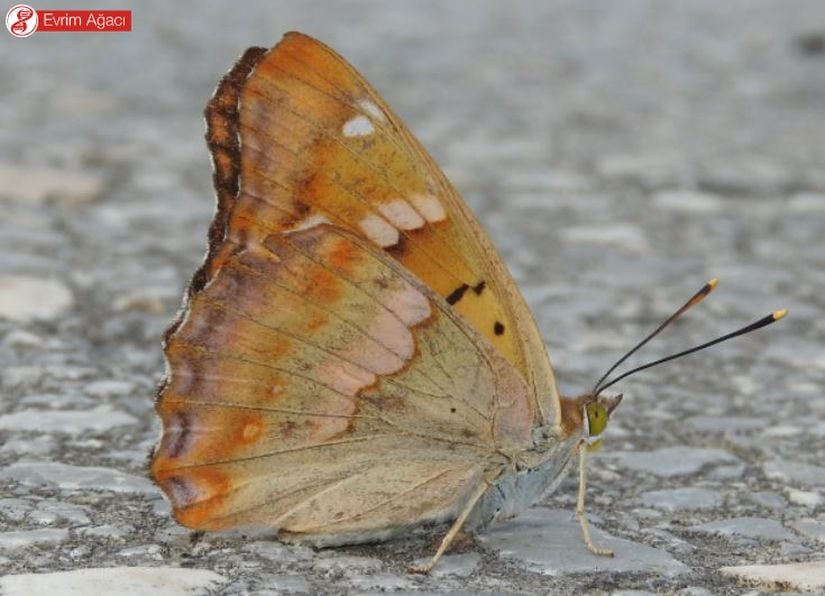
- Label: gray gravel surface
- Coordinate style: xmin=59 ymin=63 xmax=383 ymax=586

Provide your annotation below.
xmin=1 ymin=0 xmax=824 ymax=594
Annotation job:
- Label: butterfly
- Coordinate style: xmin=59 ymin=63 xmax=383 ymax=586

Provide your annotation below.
xmin=150 ymin=31 xmax=786 ymax=573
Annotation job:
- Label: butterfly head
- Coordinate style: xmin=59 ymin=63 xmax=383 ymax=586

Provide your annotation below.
xmin=584 ymin=393 xmax=622 ymax=437
xmin=582 ymin=393 xmax=622 ymax=449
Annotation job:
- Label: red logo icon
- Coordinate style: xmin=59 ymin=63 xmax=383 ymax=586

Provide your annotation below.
xmin=5 ymin=4 xmax=38 ymax=37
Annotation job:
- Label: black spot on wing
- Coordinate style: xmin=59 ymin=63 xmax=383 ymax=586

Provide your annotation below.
xmin=445 ymin=283 xmax=469 ymax=305
xmin=473 ymin=281 xmax=486 ymax=295
xmin=494 ymin=321 xmax=505 ymax=335
xmin=385 ymin=234 xmax=407 ymax=257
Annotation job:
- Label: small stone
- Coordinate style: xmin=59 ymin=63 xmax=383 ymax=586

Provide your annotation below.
xmin=410 ymin=552 xmax=481 ymax=578
xmin=3 ymin=330 xmax=44 ymax=349
xmin=747 ymin=491 xmax=786 ymax=509
xmin=0 ymin=498 xmax=34 ymax=522
xmin=479 ymin=507 xmax=688 ymax=577
xmin=117 ymin=544 xmax=162 ymax=558
xmin=707 ymin=463 xmax=746 ymax=480
xmin=719 ymin=561 xmax=825 ymax=591
xmin=0 ymin=276 xmax=73 ymax=322
xmin=78 ymin=524 xmax=133 ymax=540
xmin=606 ymin=447 xmax=739 ymax=477
xmin=0 ymin=164 xmax=104 ymax=204
xmin=763 ymin=460 xmax=825 ymax=487
xmin=786 ymin=488 xmax=824 ymax=507
xmin=0 ymin=435 xmax=58 ymax=456
xmin=113 ymin=286 xmax=179 ymax=313
xmin=639 ymin=488 xmax=723 ymax=512
xmin=84 ymin=379 xmax=136 ymax=398
xmin=347 ymin=572 xmax=415 ymax=591
xmin=0 ymin=567 xmax=227 ymax=596
xmin=560 ymin=223 xmax=649 ymax=253
xmin=788 ymin=192 xmax=825 ymax=211
xmin=243 ymin=541 xmax=314 ymax=563
xmin=313 ymin=555 xmax=383 ymax=576
xmin=32 ymin=500 xmax=90 ymax=526
xmin=780 ymin=541 xmax=812 ymax=556
xmin=688 ymin=416 xmax=766 ymax=432
xmin=1 ymin=366 xmax=46 ymax=388
xmin=597 ymin=153 xmax=684 ymax=188
xmin=0 ymin=461 xmax=157 ymax=494
xmin=254 ymin=574 xmax=312 ymax=594
xmin=790 ymin=519 xmax=825 ymax=543
xmin=688 ymin=517 xmax=795 ymax=541
xmin=0 ymin=406 xmax=137 ymax=433
xmin=0 ymin=528 xmax=69 ymax=550
xmin=653 ymin=190 xmax=723 ymax=213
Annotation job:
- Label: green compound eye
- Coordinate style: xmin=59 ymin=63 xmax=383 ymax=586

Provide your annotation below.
xmin=585 ymin=402 xmax=608 ymax=437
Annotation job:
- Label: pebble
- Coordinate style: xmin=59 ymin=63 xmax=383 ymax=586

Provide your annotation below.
xmin=719 ymin=561 xmax=825 ymax=592
xmin=639 ymin=488 xmax=723 ymax=512
xmin=688 ymin=416 xmax=766 ymax=432
xmin=0 ymin=276 xmax=73 ymax=322
xmin=559 ymin=223 xmax=650 ymax=253
xmin=0 ymin=461 xmax=158 ymax=494
xmin=410 ymin=552 xmax=481 ymax=578
xmin=596 ymin=153 xmax=685 ymax=188
xmin=0 ymin=435 xmax=58 ymax=456
xmin=478 ymin=507 xmax=688 ymax=577
xmin=0 ymin=528 xmax=68 ymax=551
xmin=254 ymin=574 xmax=312 ymax=594
xmin=0 ymin=406 xmax=137 ymax=433
xmin=653 ymin=190 xmax=723 ymax=213
xmin=747 ymin=491 xmax=786 ymax=509
xmin=763 ymin=460 xmax=825 ymax=487
xmin=687 ymin=517 xmax=795 ymax=541
xmin=78 ymin=524 xmax=134 ymax=540
xmin=0 ymin=498 xmax=32 ymax=522
xmin=606 ymin=447 xmax=739 ymax=477
xmin=3 ymin=329 xmax=44 ymax=348
xmin=789 ymin=518 xmax=825 ymax=544
xmin=29 ymin=500 xmax=90 ymax=526
xmin=0 ymin=164 xmax=104 ymax=204
xmin=83 ymin=379 xmax=136 ymax=398
xmin=313 ymin=555 xmax=384 ymax=576
xmin=0 ymin=567 xmax=227 ymax=596
xmin=347 ymin=572 xmax=415 ymax=591
xmin=785 ymin=488 xmax=824 ymax=507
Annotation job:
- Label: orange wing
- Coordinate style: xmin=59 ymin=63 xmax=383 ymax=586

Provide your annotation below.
xmin=198 ymin=32 xmax=559 ymax=428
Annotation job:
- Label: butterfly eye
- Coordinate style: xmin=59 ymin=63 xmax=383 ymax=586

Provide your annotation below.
xmin=585 ymin=402 xmax=609 ymax=437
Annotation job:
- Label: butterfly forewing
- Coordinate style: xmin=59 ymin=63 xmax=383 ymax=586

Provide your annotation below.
xmin=200 ymin=32 xmax=559 ymax=428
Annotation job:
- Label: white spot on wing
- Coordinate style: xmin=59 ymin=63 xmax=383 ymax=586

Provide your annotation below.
xmin=410 ymin=193 xmax=447 ymax=223
xmin=387 ymin=284 xmax=431 ymax=327
xmin=289 ymin=214 xmax=331 ymax=232
xmin=377 ymin=199 xmax=425 ymax=230
xmin=357 ymin=99 xmax=387 ymax=122
xmin=342 ymin=115 xmax=374 ymax=137
xmin=359 ymin=214 xmax=399 ymax=247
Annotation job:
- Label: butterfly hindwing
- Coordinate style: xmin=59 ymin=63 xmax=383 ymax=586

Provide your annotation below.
xmin=201 ymin=32 xmax=559 ymax=429
xmin=152 ymin=225 xmax=534 ymax=539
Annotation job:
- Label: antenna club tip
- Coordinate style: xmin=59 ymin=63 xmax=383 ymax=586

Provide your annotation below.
xmin=773 ymin=308 xmax=788 ymax=321
xmin=708 ymin=277 xmax=719 ymax=289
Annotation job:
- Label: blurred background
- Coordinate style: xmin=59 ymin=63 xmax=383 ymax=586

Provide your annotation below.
xmin=1 ymin=0 xmax=824 ymax=591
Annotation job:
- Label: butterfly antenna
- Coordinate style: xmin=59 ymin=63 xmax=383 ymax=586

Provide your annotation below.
xmin=592 ymin=278 xmax=719 ymax=396
xmin=596 ymin=308 xmax=787 ymax=394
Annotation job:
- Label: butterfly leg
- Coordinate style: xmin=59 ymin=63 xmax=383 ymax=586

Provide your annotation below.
xmin=576 ymin=440 xmax=614 ymax=557
xmin=407 ymin=479 xmax=490 ymax=575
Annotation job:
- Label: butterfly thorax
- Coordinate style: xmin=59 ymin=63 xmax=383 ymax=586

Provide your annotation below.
xmin=469 ymin=426 xmax=582 ymax=529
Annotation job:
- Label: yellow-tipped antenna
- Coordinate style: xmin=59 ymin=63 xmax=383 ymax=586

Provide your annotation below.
xmin=593 ymin=278 xmax=720 ymax=396
xmin=597 ymin=307 xmax=788 ymax=394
